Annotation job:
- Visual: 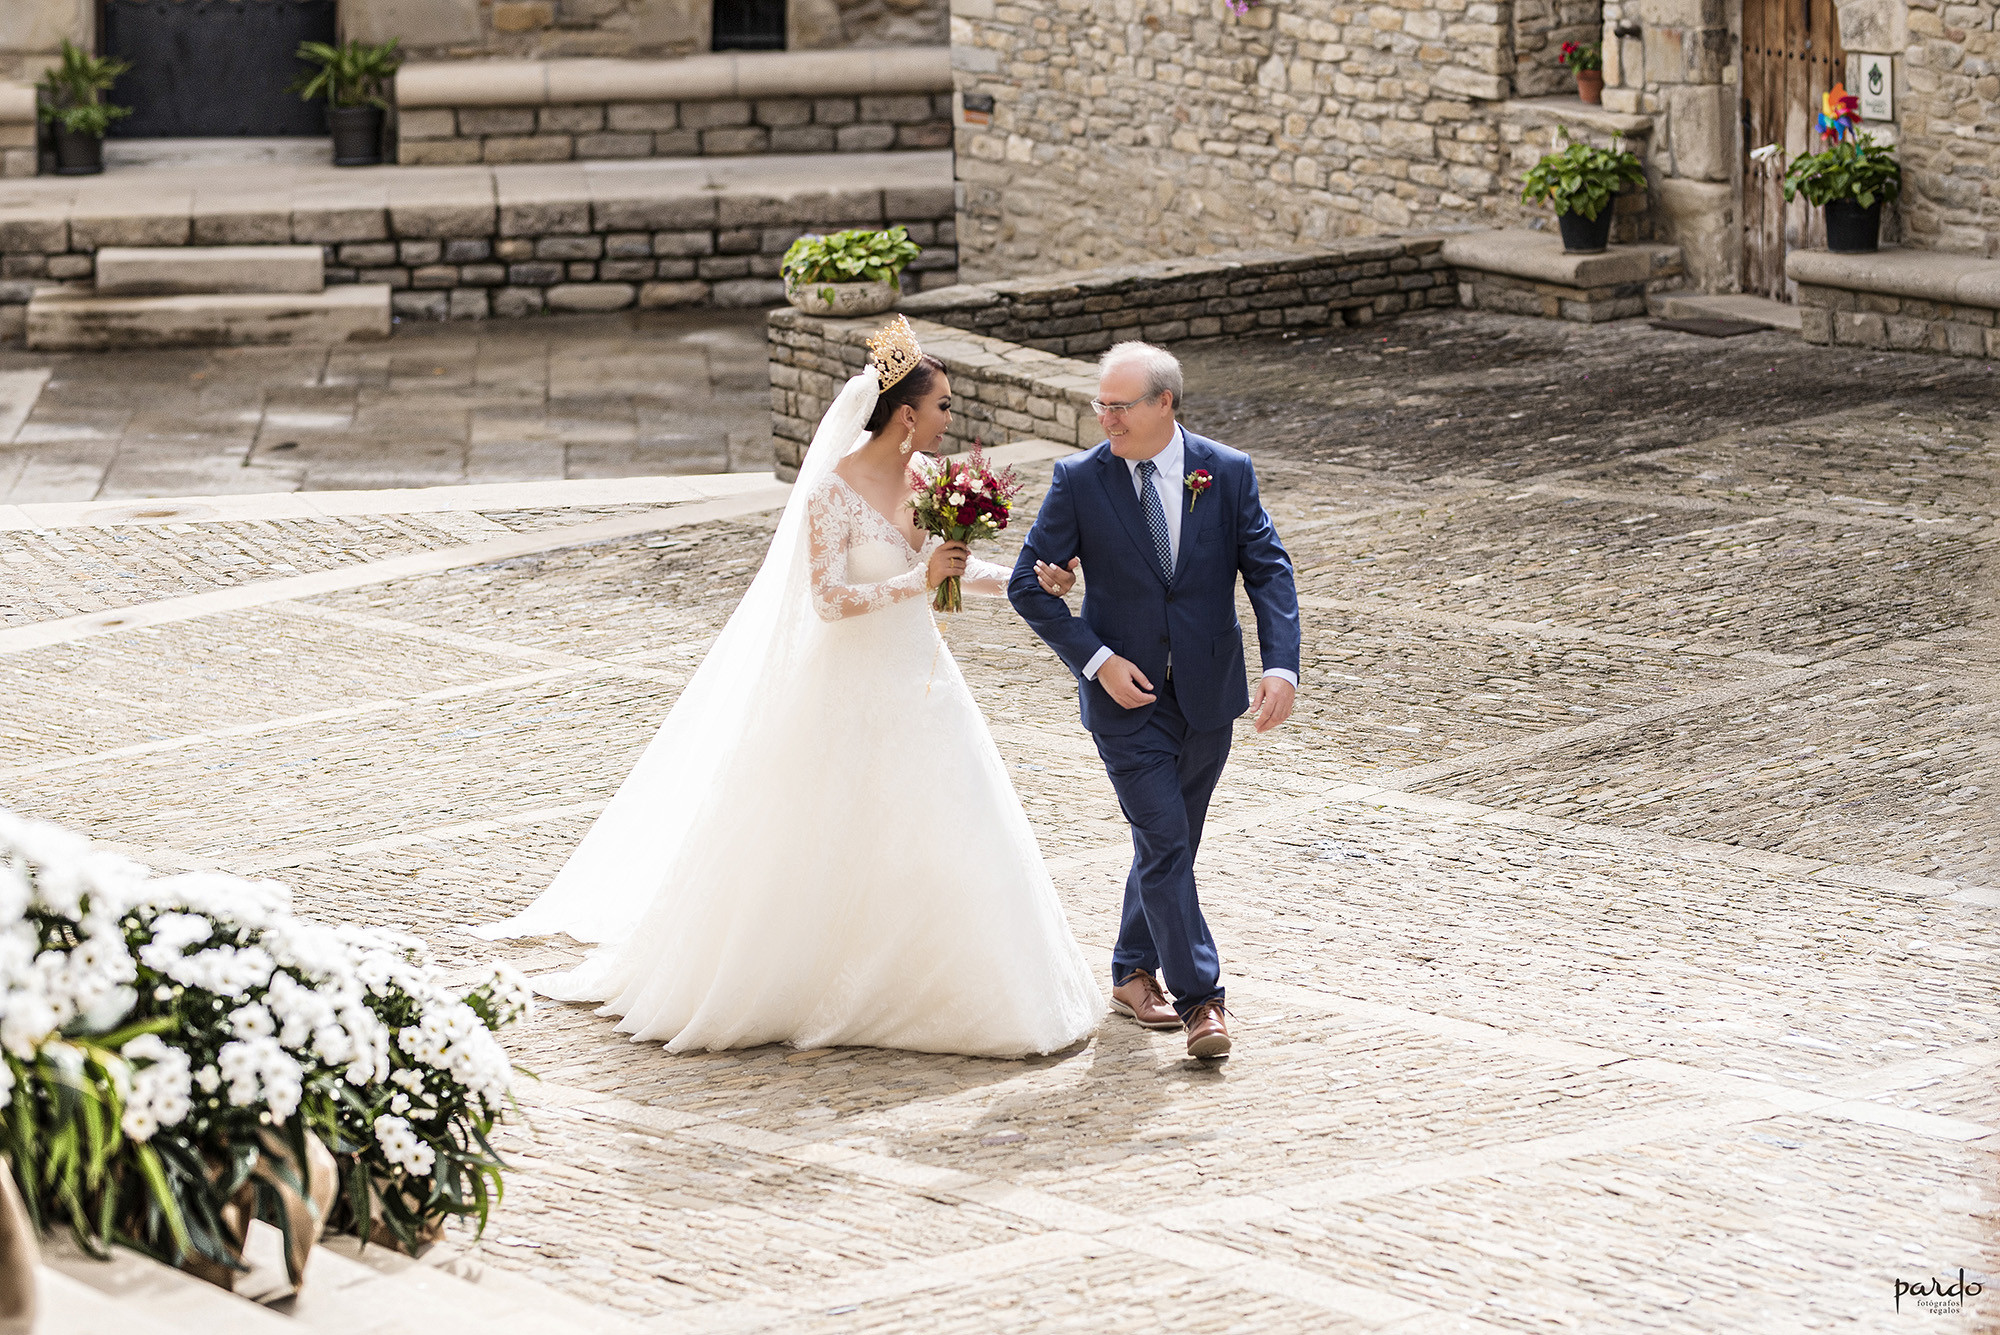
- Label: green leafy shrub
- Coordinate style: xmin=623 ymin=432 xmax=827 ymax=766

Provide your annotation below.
xmin=292 ymin=40 xmax=403 ymax=110
xmin=781 ymin=227 xmax=925 ymax=291
xmin=1781 ymin=133 xmax=1901 ymax=208
xmin=1519 ymin=129 xmax=1647 ymax=221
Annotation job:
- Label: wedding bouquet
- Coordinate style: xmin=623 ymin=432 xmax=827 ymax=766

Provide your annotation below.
xmin=907 ymin=446 xmax=1021 ymax=612
xmin=0 ymin=807 xmax=527 ymax=1286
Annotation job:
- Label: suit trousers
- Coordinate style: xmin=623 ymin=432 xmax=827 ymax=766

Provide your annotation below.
xmin=1092 ymin=675 xmax=1232 ymax=1018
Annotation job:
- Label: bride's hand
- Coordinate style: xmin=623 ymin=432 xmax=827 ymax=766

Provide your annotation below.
xmin=1035 ymin=558 xmax=1080 ymax=597
xmin=927 ymin=541 xmax=969 ymax=590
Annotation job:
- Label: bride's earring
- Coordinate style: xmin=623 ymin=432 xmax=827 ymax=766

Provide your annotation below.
xmin=898 ymin=417 xmax=917 ymax=456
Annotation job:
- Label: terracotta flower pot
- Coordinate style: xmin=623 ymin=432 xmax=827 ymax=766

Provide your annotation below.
xmin=1576 ymin=69 xmax=1604 ymax=104
xmin=785 ymin=278 xmax=900 ymax=317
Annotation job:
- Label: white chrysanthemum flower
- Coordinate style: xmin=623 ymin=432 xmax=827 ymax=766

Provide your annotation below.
xmin=230 ymin=1003 xmax=276 ymax=1040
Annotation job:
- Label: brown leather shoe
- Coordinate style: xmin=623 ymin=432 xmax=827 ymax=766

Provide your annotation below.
xmin=1110 ymin=969 xmax=1180 ymax=1029
xmin=1183 ymin=999 xmax=1232 ymax=1059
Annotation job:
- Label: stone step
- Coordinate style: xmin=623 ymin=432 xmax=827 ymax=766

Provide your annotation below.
xmin=1649 ymin=290 xmax=1802 ymax=332
xmin=26 ymin=285 xmax=391 ymax=351
xmin=38 ymin=1265 xmax=199 ymax=1335
xmin=95 ymin=245 xmax=326 ymax=298
xmin=41 ymin=1237 xmax=296 ymax=1334
xmin=44 ymin=1226 xmax=645 ymax=1335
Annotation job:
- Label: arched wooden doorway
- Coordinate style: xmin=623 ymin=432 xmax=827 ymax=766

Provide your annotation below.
xmin=1741 ymin=0 xmax=1846 ymax=298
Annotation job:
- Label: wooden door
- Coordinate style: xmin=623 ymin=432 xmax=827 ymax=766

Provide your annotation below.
xmin=1741 ymin=0 xmax=1845 ymax=298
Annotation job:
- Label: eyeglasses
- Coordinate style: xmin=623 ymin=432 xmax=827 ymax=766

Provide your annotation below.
xmin=1090 ymin=391 xmax=1164 ymax=417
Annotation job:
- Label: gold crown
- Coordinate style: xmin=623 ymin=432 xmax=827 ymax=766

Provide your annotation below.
xmin=866 ymin=315 xmax=923 ymax=392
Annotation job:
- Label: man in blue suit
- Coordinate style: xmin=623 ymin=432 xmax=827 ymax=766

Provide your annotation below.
xmin=1010 ymin=342 xmax=1301 ymax=1059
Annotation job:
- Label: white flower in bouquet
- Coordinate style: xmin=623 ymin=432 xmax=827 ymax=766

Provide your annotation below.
xmin=373 ymin=1114 xmax=436 ymax=1177
xmin=230 ymin=1003 xmax=276 ymax=1040
xmin=121 ymin=1033 xmax=194 ymax=1141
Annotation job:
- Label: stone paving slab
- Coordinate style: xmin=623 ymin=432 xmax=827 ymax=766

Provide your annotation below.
xmin=0 ymin=310 xmax=1993 ymax=1331
xmin=0 ymin=310 xmax=773 ymax=500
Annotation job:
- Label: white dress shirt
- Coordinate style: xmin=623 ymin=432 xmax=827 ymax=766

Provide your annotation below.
xmin=1080 ymin=426 xmax=1299 ymax=691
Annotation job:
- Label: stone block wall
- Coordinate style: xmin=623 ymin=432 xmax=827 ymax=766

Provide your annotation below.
xmin=1888 ymin=0 xmax=2000 ymax=254
xmin=951 ymin=0 xmax=1518 ymax=283
xmin=768 ymin=310 xmax=1098 ymax=475
xmin=398 ymin=92 xmax=954 ymax=165
xmin=0 ymin=185 xmax=956 ymax=334
xmin=901 ymin=238 xmax=1456 ymax=358
xmin=1796 ymin=282 xmax=2000 ymax=356
xmin=1514 ymin=0 xmax=1605 ymax=96
xmin=772 ymin=238 xmax=1469 ymax=477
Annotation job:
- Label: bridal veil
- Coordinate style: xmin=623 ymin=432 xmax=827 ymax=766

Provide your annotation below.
xmin=475 ymin=368 xmax=884 ymax=943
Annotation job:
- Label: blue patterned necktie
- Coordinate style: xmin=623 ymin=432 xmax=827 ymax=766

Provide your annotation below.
xmin=1137 ymin=458 xmax=1173 ymax=583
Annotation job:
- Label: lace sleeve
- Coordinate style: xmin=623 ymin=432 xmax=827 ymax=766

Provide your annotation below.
xmin=963 ymin=552 xmax=1011 ymax=597
xmin=807 ymin=482 xmax=931 ymax=622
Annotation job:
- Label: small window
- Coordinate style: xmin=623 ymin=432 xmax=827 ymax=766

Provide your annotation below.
xmin=714 ymin=0 xmax=787 ymax=51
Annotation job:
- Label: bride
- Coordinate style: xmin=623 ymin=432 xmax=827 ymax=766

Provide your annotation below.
xmin=476 ymin=317 xmax=1101 ymax=1058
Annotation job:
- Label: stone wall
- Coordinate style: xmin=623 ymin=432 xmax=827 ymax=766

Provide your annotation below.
xmin=1514 ymin=0 xmax=1603 ymax=96
xmin=398 ymin=91 xmax=953 ymax=164
xmin=1883 ymin=0 xmax=2000 ymax=254
xmin=0 ymin=182 xmax=956 ymax=335
xmin=772 ymin=238 xmax=1469 ymax=477
xmin=901 ymin=238 xmax=1455 ymax=358
xmin=950 ymin=0 xmax=1518 ymax=283
xmin=1797 ymin=279 xmax=2000 ymax=355
xmin=768 ymin=311 xmax=1098 ymax=475
xmin=0 ymin=0 xmax=948 ymax=83
xmin=341 ymin=0 xmax=947 ymax=61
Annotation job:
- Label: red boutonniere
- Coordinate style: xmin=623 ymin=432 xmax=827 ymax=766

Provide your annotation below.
xmin=1184 ymin=469 xmax=1213 ymax=513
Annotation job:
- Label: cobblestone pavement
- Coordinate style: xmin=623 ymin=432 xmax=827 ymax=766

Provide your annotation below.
xmin=0 ymin=309 xmax=771 ymax=502
xmin=1 ymin=311 xmax=1995 ymax=1332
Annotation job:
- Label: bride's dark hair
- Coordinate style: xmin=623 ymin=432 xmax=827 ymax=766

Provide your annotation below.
xmin=865 ymin=353 xmax=947 ymax=434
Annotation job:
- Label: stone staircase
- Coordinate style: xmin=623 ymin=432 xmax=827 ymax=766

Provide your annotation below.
xmin=25 ymin=247 xmax=391 ymax=352
xmin=36 ymin=1224 xmax=638 ymax=1335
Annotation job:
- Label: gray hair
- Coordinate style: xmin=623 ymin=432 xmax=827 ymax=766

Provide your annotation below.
xmin=1099 ymin=341 xmax=1184 ymax=411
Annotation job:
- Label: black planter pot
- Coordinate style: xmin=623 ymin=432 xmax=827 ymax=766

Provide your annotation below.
xmin=330 ymin=105 xmax=385 ymax=167
xmin=1823 ymin=198 xmax=1882 ymax=253
xmin=53 ymin=127 xmax=104 ymax=176
xmin=1556 ymin=208 xmax=1614 ymax=254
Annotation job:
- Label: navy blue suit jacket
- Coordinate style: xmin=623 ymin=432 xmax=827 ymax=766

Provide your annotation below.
xmin=1008 ymin=430 xmax=1301 ymax=737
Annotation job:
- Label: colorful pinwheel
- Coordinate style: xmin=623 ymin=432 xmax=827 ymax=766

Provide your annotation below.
xmin=1818 ymin=83 xmax=1862 ymax=141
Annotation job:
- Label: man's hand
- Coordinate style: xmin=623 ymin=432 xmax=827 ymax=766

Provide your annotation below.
xmin=1035 ymin=557 xmax=1080 ymax=597
xmin=1250 ymin=675 xmax=1296 ymax=732
xmin=1096 ymin=654 xmax=1157 ymax=709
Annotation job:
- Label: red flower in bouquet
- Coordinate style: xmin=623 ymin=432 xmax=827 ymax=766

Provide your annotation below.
xmin=1184 ymin=468 xmax=1213 ymax=513
xmin=907 ymin=444 xmax=1022 ymax=612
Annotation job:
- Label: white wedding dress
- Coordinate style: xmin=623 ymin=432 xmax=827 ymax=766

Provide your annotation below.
xmin=475 ymin=369 xmax=1100 ymax=1058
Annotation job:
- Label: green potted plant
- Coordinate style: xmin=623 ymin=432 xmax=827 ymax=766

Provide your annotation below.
xmin=1519 ymin=127 xmax=1647 ymax=253
xmin=37 ymin=40 xmax=132 ymax=177
xmin=293 ymin=38 xmax=402 ymax=167
xmin=1558 ymin=40 xmax=1604 ymax=105
xmin=1780 ymin=84 xmax=1899 ymax=253
xmin=781 ymin=226 xmax=926 ymax=317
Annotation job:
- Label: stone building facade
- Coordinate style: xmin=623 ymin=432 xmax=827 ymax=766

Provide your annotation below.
xmin=952 ymin=0 xmax=2000 ymax=298
xmin=1 ymin=0 xmax=946 ymax=76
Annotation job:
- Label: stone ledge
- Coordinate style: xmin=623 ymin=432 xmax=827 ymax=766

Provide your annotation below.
xmin=1785 ymin=247 xmax=2000 ymax=309
xmin=0 ymin=82 xmax=31 ymax=125
xmin=398 ymin=48 xmax=954 ymax=110
xmin=1441 ymin=228 xmax=1681 ymax=288
xmin=1500 ymin=95 xmax=1655 ymax=139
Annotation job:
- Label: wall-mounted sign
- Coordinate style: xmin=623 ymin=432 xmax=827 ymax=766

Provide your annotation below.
xmin=1859 ymin=54 xmax=1894 ymax=121
xmin=961 ymin=92 xmax=995 ymax=127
